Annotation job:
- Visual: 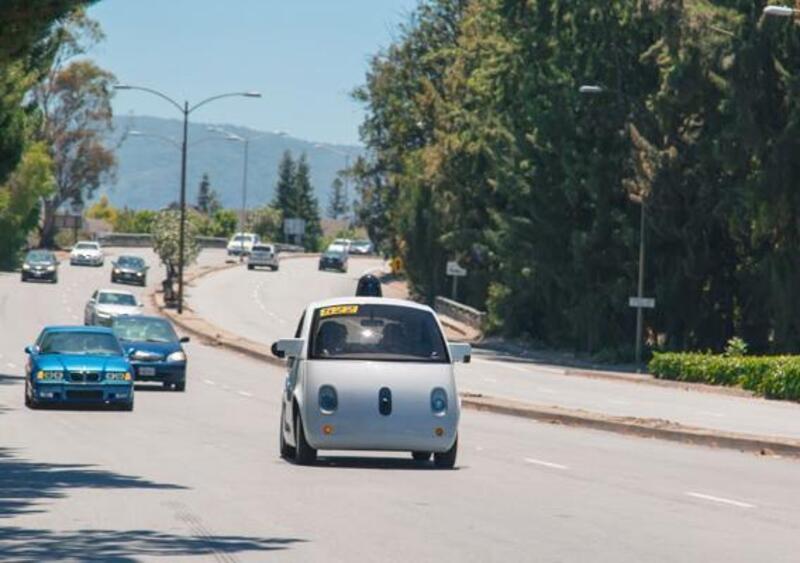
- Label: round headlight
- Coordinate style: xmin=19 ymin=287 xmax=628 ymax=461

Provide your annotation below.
xmin=431 ymin=388 xmax=448 ymax=414
xmin=318 ymin=385 xmax=338 ymax=413
xmin=22 ymin=264 xmax=30 ymax=270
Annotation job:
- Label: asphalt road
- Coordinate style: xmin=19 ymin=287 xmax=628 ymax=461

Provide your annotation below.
xmin=190 ymin=256 xmax=800 ymax=441
xmin=2 ymin=250 xmax=800 ymax=562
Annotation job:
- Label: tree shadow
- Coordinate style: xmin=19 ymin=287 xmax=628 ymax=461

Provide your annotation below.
xmin=310 ymin=455 xmax=461 ymax=471
xmin=0 ymin=448 xmax=304 ymax=560
xmin=0 ymin=528 xmax=303 ymax=561
xmin=0 ymin=373 xmax=23 ymax=386
xmin=0 ymin=447 xmax=186 ymax=520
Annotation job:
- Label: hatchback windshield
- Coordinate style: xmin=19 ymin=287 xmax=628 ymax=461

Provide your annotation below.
xmin=113 ymin=317 xmax=178 ymax=343
xmin=117 ymin=256 xmax=144 ymax=268
xmin=98 ymin=292 xmax=137 ymax=306
xmin=26 ymin=251 xmax=54 ymax=262
xmin=75 ymin=242 xmax=99 ymax=250
xmin=309 ymin=304 xmax=447 ymax=363
xmin=233 ymin=235 xmax=254 ymax=242
xmin=39 ymin=331 xmax=122 ymax=356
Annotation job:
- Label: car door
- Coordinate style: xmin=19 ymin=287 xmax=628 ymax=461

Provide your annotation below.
xmin=283 ymin=311 xmax=306 ymax=444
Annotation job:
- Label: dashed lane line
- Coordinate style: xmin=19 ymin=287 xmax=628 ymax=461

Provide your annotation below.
xmin=238 ymin=391 xmax=254 ymax=398
xmin=686 ymin=492 xmax=755 ymax=509
xmin=524 ymin=458 xmax=569 ymax=470
xmin=6 ymin=362 xmax=17 ymax=369
xmin=203 ymin=379 xmax=216 ymax=386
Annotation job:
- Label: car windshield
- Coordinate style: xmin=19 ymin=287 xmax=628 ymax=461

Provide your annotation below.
xmin=98 ymin=292 xmax=137 ymax=306
xmin=117 ymin=256 xmax=144 ymax=267
xmin=232 ymin=235 xmax=253 ymax=242
xmin=39 ymin=331 xmax=122 ymax=356
xmin=26 ymin=251 xmax=53 ymax=262
xmin=324 ymin=251 xmax=344 ymax=259
xmin=309 ymin=304 xmax=447 ymax=363
xmin=113 ymin=317 xmax=178 ymax=343
xmin=75 ymin=243 xmax=98 ymax=250
xmin=253 ymin=245 xmax=273 ymax=252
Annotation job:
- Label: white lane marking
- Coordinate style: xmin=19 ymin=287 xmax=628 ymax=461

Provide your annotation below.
xmin=686 ymin=492 xmax=755 ymax=509
xmin=607 ymin=399 xmax=630 ymax=405
xmin=475 ymin=446 xmax=484 ymax=451
xmin=524 ymin=458 xmax=568 ymax=470
xmin=203 ymin=379 xmax=216 ymax=386
xmin=473 ymin=357 xmax=563 ymax=375
xmin=698 ymin=411 xmax=725 ymax=418
xmin=221 ymin=384 xmax=231 ymax=391
xmin=238 ymin=391 xmax=253 ymax=398
xmin=6 ymin=362 xmax=17 ymax=369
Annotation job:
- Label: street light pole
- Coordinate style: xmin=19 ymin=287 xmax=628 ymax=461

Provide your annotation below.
xmin=114 ymin=84 xmax=261 ymax=314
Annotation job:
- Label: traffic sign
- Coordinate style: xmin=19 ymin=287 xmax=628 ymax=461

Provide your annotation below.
xmin=283 ymin=218 xmax=306 ymax=236
xmin=629 ymin=297 xmax=656 ymax=309
xmin=446 ymin=261 xmax=467 ymax=277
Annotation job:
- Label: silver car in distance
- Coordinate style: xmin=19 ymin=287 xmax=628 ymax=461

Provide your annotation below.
xmin=273 ymin=297 xmax=471 ymax=468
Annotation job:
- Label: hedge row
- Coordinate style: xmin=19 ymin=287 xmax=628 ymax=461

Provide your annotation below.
xmin=649 ymin=353 xmax=800 ymax=402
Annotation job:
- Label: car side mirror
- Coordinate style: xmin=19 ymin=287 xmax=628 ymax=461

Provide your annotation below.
xmin=138 ymin=303 xmax=144 ymax=308
xmin=127 ymin=349 xmax=137 ymax=359
xmin=24 ymin=345 xmax=37 ymax=355
xmin=180 ymin=336 xmax=190 ymax=343
xmin=272 ymin=338 xmax=304 ymax=359
xmin=449 ymin=343 xmax=472 ymax=364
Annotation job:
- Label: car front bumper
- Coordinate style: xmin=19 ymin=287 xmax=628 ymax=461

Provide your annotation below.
xmin=22 ymin=269 xmax=56 ymax=280
xmin=71 ymin=256 xmax=102 ymax=265
xmin=131 ymin=361 xmax=186 ymax=384
xmin=113 ymin=271 xmax=145 ymax=283
xmin=33 ymin=382 xmax=133 ymax=404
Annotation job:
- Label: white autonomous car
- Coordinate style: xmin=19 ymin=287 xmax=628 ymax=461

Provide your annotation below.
xmin=273 ymin=297 xmax=470 ymax=468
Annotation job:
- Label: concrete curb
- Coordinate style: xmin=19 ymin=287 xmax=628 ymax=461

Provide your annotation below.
xmin=460 ymin=394 xmax=800 ymax=458
xmin=152 ymin=255 xmax=800 ymax=458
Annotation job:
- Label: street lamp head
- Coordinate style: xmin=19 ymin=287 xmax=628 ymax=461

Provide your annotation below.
xmin=763 ymin=5 xmax=797 ymax=17
xmin=113 ymin=84 xmax=133 ymax=90
xmin=243 ymin=91 xmax=262 ymax=98
xmin=128 ymin=130 xmax=143 ymax=136
xmin=579 ymin=85 xmax=606 ymax=95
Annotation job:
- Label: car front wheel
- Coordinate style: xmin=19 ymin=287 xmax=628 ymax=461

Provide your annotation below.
xmin=433 ymin=437 xmax=457 ymax=469
xmin=279 ymin=404 xmax=295 ymax=459
xmin=293 ymin=410 xmax=317 ymax=465
xmin=412 ymin=451 xmax=431 ymax=462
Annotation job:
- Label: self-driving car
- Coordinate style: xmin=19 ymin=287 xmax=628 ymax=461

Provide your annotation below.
xmin=111 ymin=255 xmax=149 ymax=286
xmin=272 ymin=297 xmax=470 ymax=468
xmin=112 ymin=315 xmax=189 ymax=391
xmin=24 ymin=326 xmax=134 ymax=410
xmin=21 ymin=249 xmax=59 ymax=283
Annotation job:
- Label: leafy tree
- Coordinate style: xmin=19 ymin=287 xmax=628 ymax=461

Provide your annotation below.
xmin=249 ymin=205 xmax=283 ymax=242
xmin=0 ymin=142 xmax=55 ymax=267
xmin=113 ymin=207 xmax=156 ymax=234
xmin=151 ymin=209 xmax=200 ymax=285
xmin=85 ymin=194 xmax=117 ymax=224
xmin=327 ymin=177 xmax=348 ymax=219
xmin=197 ymin=172 xmax=221 ymax=215
xmin=31 ymin=11 xmax=116 ymax=247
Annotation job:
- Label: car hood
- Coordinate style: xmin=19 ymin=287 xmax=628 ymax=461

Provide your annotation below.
xmin=114 ymin=266 xmax=144 ymax=273
xmin=26 ymin=261 xmax=55 ymax=267
xmin=72 ymin=249 xmax=100 ymax=256
xmin=96 ymin=304 xmax=140 ymax=316
xmin=120 ymin=339 xmax=181 ymax=356
xmin=35 ymin=354 xmax=129 ymax=372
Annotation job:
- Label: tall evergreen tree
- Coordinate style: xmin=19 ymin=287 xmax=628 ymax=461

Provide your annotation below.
xmin=327 ymin=177 xmax=348 ymax=219
xmin=196 ymin=173 xmax=220 ymax=214
xmin=293 ymin=153 xmax=322 ymax=250
xmin=272 ymin=150 xmax=296 ymax=218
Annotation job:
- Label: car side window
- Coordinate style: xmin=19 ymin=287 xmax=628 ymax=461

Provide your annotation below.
xmin=91 ymin=290 xmax=98 ymax=300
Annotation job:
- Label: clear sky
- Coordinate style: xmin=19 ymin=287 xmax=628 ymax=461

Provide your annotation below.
xmin=87 ymin=0 xmax=418 ymax=146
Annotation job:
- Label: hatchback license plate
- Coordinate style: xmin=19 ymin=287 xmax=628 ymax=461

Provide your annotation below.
xmin=138 ymin=367 xmax=156 ymax=376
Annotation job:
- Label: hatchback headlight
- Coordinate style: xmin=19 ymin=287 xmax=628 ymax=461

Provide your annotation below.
xmin=431 ymin=388 xmax=448 ymax=414
xmin=166 ymin=351 xmax=186 ymax=363
xmin=36 ymin=370 xmax=63 ymax=381
xmin=106 ymin=371 xmax=132 ymax=381
xmin=96 ymin=311 xmax=111 ymax=319
xmin=22 ymin=264 xmax=31 ymax=270
xmin=135 ymin=272 xmax=143 ymax=276
xmin=318 ymin=385 xmax=338 ymax=413
xmin=113 ymin=269 xmax=121 ymax=274
xmin=46 ymin=265 xmax=55 ymax=271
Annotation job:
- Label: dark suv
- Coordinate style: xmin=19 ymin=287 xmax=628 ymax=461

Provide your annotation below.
xmin=21 ymin=250 xmax=59 ymax=283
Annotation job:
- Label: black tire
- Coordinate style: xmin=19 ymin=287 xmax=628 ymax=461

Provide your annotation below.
xmin=141 ymin=277 xmax=147 ymax=287
xmin=24 ymin=381 xmax=38 ymax=409
xmin=121 ymin=399 xmax=134 ymax=411
xmin=293 ymin=409 xmax=317 ymax=465
xmin=20 ymin=274 xmax=26 ymax=282
xmin=412 ymin=451 xmax=431 ymax=462
xmin=433 ymin=437 xmax=457 ymax=469
xmin=174 ymin=381 xmax=186 ymax=392
xmin=279 ymin=404 xmax=295 ymax=459
xmin=52 ymin=275 xmax=58 ymax=284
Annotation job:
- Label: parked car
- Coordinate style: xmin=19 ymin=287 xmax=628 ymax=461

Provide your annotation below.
xmin=319 ymin=249 xmax=348 ymax=273
xmin=349 ymin=240 xmax=374 ymax=255
xmin=227 ymin=232 xmax=260 ymax=256
xmin=248 ymin=244 xmax=280 ymax=271
xmin=113 ymin=315 xmax=189 ymax=391
xmin=24 ymin=325 xmax=134 ymax=410
xmin=111 ymin=255 xmax=149 ymax=286
xmin=272 ymin=297 xmax=470 ymax=467
xmin=85 ymin=289 xmax=143 ymax=326
xmin=70 ymin=241 xmax=104 ymax=267
xmin=332 ymin=238 xmax=352 ymax=252
xmin=21 ymin=250 xmax=59 ymax=283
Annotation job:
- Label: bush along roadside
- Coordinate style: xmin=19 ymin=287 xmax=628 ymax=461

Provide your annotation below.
xmin=649 ymin=353 xmax=800 ymax=402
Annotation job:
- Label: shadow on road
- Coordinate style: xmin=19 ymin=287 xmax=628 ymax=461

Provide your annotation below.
xmin=0 ymin=528 xmax=303 ymax=561
xmin=0 ymin=373 xmax=23 ymax=386
xmin=312 ymin=455 xmax=460 ymax=471
xmin=0 ymin=447 xmax=186 ymax=520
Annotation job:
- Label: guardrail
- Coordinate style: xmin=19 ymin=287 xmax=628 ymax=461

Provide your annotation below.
xmin=434 ymin=296 xmax=486 ymax=330
xmin=96 ymin=233 xmax=306 ymax=252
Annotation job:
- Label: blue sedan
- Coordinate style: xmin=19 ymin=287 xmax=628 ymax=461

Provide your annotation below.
xmin=112 ymin=315 xmax=189 ymax=391
xmin=24 ymin=326 xmax=135 ymax=410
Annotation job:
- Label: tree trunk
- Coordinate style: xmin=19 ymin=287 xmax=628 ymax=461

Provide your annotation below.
xmin=40 ymin=198 xmax=60 ymax=248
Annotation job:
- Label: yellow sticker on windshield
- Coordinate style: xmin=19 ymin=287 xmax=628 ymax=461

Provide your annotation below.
xmin=320 ymin=305 xmax=359 ymax=318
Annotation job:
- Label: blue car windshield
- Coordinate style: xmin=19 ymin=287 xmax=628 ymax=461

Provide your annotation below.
xmin=117 ymin=256 xmax=144 ymax=268
xmin=39 ymin=332 xmax=123 ymax=356
xmin=113 ymin=317 xmax=178 ymax=343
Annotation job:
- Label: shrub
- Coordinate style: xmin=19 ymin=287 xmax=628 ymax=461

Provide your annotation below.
xmin=649 ymin=353 xmax=800 ymax=402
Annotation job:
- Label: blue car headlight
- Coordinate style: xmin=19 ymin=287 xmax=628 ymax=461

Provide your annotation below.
xmin=166 ymin=351 xmax=186 ymax=363
xmin=35 ymin=370 xmax=63 ymax=381
xmin=318 ymin=385 xmax=338 ymax=413
xmin=431 ymin=388 xmax=448 ymax=415
xmin=106 ymin=371 xmax=132 ymax=382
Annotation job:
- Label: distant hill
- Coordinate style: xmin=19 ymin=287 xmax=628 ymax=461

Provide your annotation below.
xmin=99 ymin=115 xmax=362 ymax=211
